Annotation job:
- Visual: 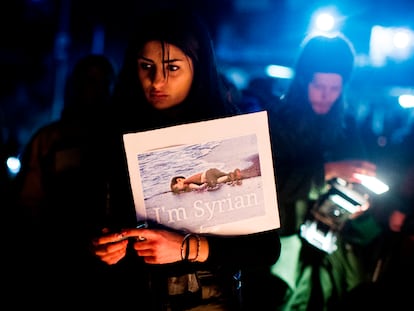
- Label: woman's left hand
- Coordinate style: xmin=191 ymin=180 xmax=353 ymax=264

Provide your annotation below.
xmin=91 ymin=230 xmax=129 ymax=265
xmin=122 ymin=228 xmax=184 ymax=264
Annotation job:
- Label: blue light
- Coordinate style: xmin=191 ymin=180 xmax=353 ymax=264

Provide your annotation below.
xmin=308 ymin=7 xmax=342 ymax=35
xmin=393 ymin=30 xmax=411 ymax=49
xmin=6 ymin=156 xmax=21 ymax=176
xmin=226 ymin=68 xmax=249 ymax=90
xmin=315 ymin=13 xmax=335 ymax=32
xmin=266 ymin=65 xmax=294 ymax=79
xmin=370 ymin=25 xmax=414 ymax=66
xmin=398 ymin=94 xmax=414 ymax=108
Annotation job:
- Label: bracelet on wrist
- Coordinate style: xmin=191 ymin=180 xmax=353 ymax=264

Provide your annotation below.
xmin=189 ymin=234 xmax=200 ymax=262
xmin=180 ymin=233 xmax=192 ymax=261
xmin=180 ymin=233 xmax=201 ymax=262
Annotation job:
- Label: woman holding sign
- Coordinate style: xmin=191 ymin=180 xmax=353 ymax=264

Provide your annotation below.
xmin=91 ymin=7 xmax=280 ymax=311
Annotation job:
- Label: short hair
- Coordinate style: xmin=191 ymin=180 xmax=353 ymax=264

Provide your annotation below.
xmin=170 ymin=176 xmax=186 ymax=193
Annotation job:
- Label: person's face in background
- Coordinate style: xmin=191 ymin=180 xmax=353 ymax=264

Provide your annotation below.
xmin=137 ymin=40 xmax=194 ymax=110
xmin=307 ymin=73 xmax=343 ymax=115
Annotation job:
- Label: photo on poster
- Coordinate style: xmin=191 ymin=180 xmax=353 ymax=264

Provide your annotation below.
xmin=123 ymin=111 xmax=280 ymax=235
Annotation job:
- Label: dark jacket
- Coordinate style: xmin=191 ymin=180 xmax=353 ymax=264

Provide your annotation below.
xmin=102 ymin=108 xmax=281 ymax=310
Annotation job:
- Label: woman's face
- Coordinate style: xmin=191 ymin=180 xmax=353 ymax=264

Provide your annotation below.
xmin=307 ymin=73 xmax=343 ymax=115
xmin=137 ymin=40 xmax=194 ymax=110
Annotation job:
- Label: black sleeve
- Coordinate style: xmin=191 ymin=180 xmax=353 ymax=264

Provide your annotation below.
xmin=205 ymin=229 xmax=280 ymax=268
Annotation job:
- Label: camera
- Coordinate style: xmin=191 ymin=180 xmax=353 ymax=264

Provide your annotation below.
xmin=300 ymin=175 xmax=388 ymax=253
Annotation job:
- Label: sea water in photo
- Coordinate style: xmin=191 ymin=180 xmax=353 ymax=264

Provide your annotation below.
xmin=137 ymin=134 xmax=266 ymax=232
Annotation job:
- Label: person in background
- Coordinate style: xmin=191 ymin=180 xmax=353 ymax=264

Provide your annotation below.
xmin=339 ymin=135 xmax=414 ymax=310
xmin=374 ymin=160 xmax=414 ymax=309
xmin=90 ymin=8 xmax=281 ymax=311
xmin=12 ymin=54 xmax=116 ymax=307
xmin=0 ymin=119 xmax=11 ymax=206
xmin=267 ymin=34 xmax=379 ymax=311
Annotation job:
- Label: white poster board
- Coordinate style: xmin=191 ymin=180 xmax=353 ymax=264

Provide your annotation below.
xmin=123 ymin=111 xmax=280 ymax=235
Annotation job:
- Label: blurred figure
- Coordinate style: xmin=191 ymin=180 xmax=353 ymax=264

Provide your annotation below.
xmin=267 ymin=34 xmax=380 ymax=311
xmin=12 ymin=54 xmax=116 ymax=307
xmin=0 ymin=108 xmax=17 ymax=208
xmin=337 ymin=159 xmax=414 ymax=310
xmin=0 ymin=122 xmax=10 ymax=204
xmin=353 ymin=132 xmax=414 ymax=309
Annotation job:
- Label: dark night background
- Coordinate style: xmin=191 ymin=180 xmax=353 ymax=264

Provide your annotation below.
xmin=1 ymin=0 xmax=414 ymax=179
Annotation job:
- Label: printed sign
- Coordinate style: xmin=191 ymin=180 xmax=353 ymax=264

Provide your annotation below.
xmin=123 ymin=111 xmax=280 ymax=235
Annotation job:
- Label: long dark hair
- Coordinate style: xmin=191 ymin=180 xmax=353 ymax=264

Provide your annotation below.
xmin=279 ymin=34 xmax=355 ymax=145
xmin=112 ymin=8 xmax=239 ymax=132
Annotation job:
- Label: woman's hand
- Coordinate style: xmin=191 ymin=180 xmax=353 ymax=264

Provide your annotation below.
xmin=324 ymin=160 xmax=376 ymax=183
xmin=122 ymin=228 xmax=184 ymax=264
xmin=91 ymin=230 xmax=129 ymax=265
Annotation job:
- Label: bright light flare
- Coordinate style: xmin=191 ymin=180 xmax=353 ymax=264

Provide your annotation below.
xmin=330 ymin=194 xmax=358 ymax=213
xmin=354 ymin=174 xmax=389 ymax=195
xmin=6 ymin=156 xmax=21 ymax=175
xmin=266 ymin=65 xmax=294 ymax=79
xmin=393 ymin=29 xmax=411 ymax=49
xmin=370 ymin=25 xmax=414 ymax=66
xmin=398 ymin=94 xmax=414 ymax=108
xmin=315 ymin=13 xmax=335 ymax=32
